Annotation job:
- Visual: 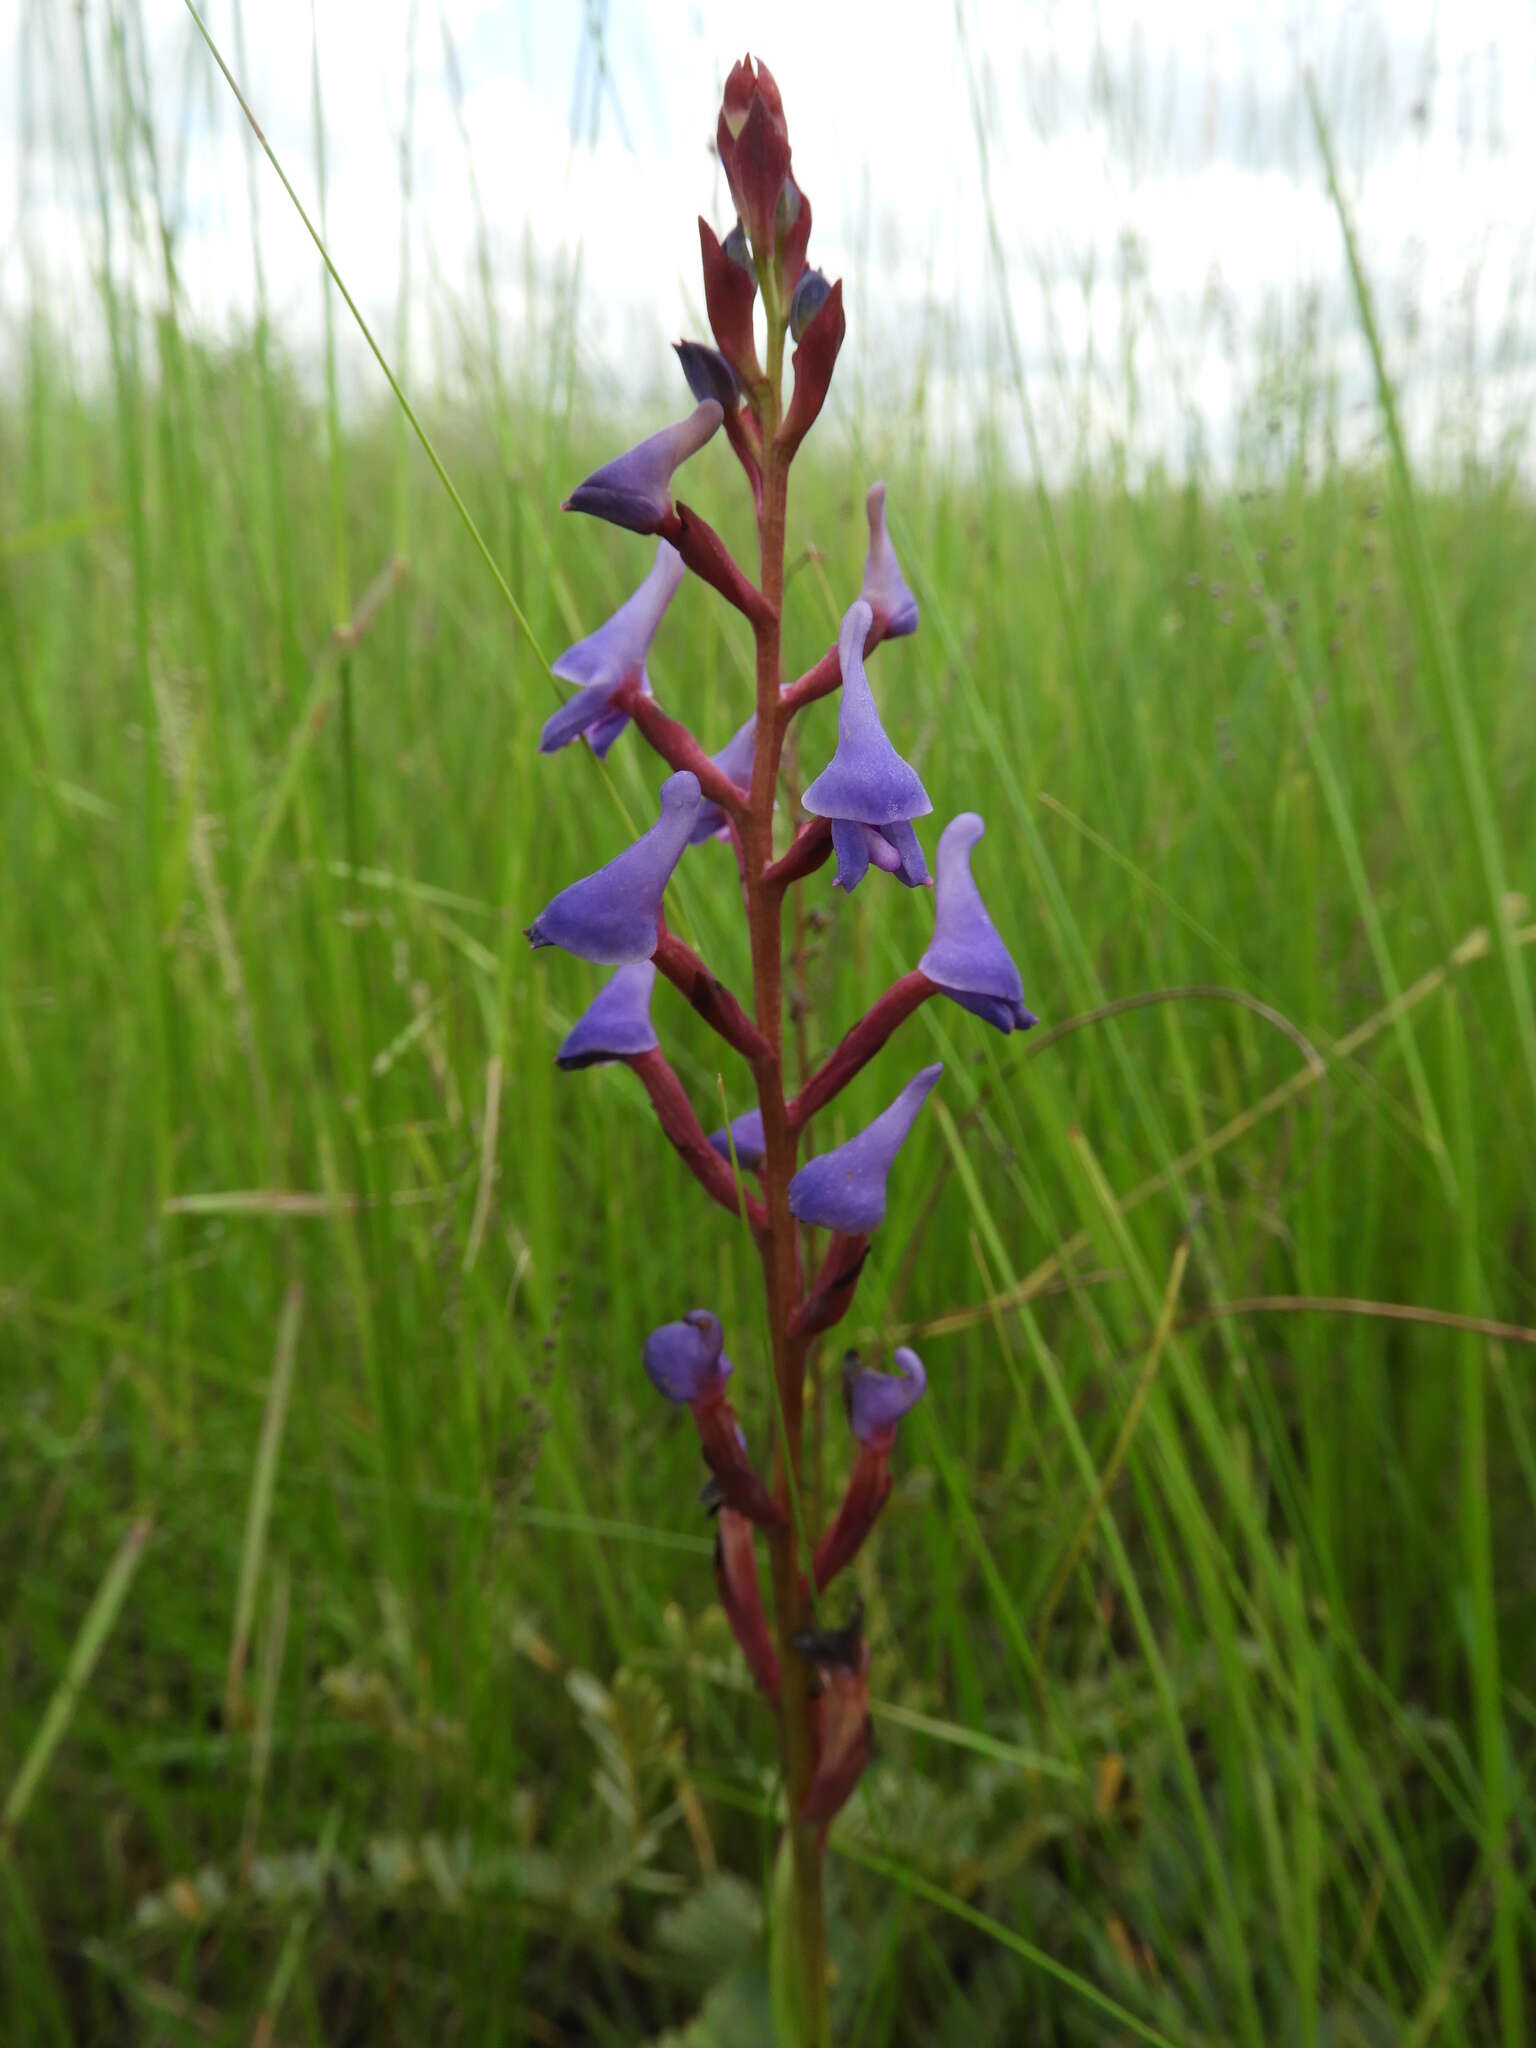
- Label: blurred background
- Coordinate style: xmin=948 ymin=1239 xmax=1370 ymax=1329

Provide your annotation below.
xmin=3 ymin=2 xmax=1534 ymax=2042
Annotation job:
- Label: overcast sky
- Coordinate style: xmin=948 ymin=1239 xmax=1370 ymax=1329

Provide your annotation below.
xmin=3 ymin=0 xmax=1532 ymax=477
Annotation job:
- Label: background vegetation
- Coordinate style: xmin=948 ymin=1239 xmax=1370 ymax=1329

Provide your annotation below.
xmin=3 ymin=5 xmax=1534 ymax=2043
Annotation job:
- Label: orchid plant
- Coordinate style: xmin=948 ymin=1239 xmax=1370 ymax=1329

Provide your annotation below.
xmin=525 ymin=56 xmax=1034 ymax=2042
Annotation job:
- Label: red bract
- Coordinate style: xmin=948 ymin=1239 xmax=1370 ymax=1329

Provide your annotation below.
xmin=698 ymin=217 xmax=760 ymax=385
xmin=778 ymin=277 xmax=845 ymax=459
xmin=716 ymin=55 xmax=792 ymax=263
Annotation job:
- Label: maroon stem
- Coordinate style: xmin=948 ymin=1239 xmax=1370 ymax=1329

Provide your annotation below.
xmin=781 ymin=641 xmax=840 ymax=715
xmin=653 ymin=931 xmax=772 ymax=1066
xmin=789 ymin=971 xmax=935 ymax=1128
xmin=621 ymin=684 xmax=748 ymax=817
xmin=764 ymin=816 xmax=833 ymax=892
xmin=666 ymin=503 xmax=776 ymax=630
xmin=629 ymin=1048 xmax=766 ymax=1229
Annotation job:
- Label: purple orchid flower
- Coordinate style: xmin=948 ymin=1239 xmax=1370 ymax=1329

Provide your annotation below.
xmin=920 ymin=814 xmax=1037 ymax=1034
xmin=525 ymin=771 xmax=701 ymax=964
xmin=555 ymin=962 xmax=660 ymax=1070
xmin=675 ymin=340 xmax=741 ymax=413
xmin=788 ymin=1062 xmax=942 ymax=1231
xmin=845 ymin=1346 xmax=927 ymax=1446
xmin=801 ymin=600 xmax=932 ymax=893
xmin=689 ymin=715 xmax=757 ymax=844
xmin=707 ymin=1107 xmax=766 ymax=1171
xmin=563 ymin=400 xmax=724 ymax=533
xmin=541 ymin=542 xmax=685 ymax=757
xmin=644 ymin=1308 xmax=732 ymax=1404
xmin=860 ymin=482 xmax=919 ymax=640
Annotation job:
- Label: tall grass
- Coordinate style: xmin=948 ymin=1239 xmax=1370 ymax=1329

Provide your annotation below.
xmin=2 ymin=5 xmax=1534 ymax=2042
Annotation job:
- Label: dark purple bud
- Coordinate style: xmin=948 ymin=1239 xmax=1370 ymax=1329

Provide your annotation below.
xmin=723 ymin=221 xmax=753 ymax=273
xmin=788 ymin=1062 xmax=942 ymax=1232
xmin=525 ymin=771 xmax=701 ymax=964
xmin=789 ymin=265 xmax=830 ymax=341
xmin=555 ymin=962 xmax=659 ymax=1070
xmin=541 ymin=542 xmax=684 ymax=756
xmin=802 ymin=601 xmax=931 ymax=893
xmin=643 ymin=1308 xmax=732 ymax=1404
xmin=688 ymin=715 xmax=756 ymax=844
xmin=920 ymin=814 xmax=1037 ymax=1033
xmin=860 ymin=482 xmax=919 ymax=639
xmin=707 ymin=1107 xmax=766 ymax=1171
xmin=845 ymin=1345 xmax=927 ymax=1447
xmin=563 ymin=401 xmax=723 ymax=534
xmin=674 ymin=339 xmax=741 ymax=413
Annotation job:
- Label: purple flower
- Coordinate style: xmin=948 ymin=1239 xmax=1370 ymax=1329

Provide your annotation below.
xmin=644 ymin=1309 xmax=732 ymax=1404
xmin=563 ymin=400 xmax=723 ymax=534
xmin=541 ymin=542 xmax=685 ymax=757
xmin=555 ymin=962 xmax=660 ymax=1070
xmin=789 ymin=266 xmax=830 ymax=340
xmin=788 ymin=1062 xmax=942 ymax=1231
xmin=674 ymin=340 xmax=741 ymax=412
xmin=525 ymin=771 xmax=701 ymax=964
xmin=860 ymin=482 xmax=919 ymax=639
xmin=845 ymin=1346 xmax=927 ymax=1446
xmin=920 ymin=814 xmax=1037 ymax=1034
xmin=707 ymin=1107 xmax=766 ymax=1171
xmin=689 ymin=715 xmax=756 ymax=844
xmin=802 ymin=600 xmax=931 ymax=893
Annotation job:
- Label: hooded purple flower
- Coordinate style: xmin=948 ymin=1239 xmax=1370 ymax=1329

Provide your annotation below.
xmin=689 ymin=716 xmax=757 ymax=844
xmin=788 ymin=1063 xmax=942 ymax=1231
xmin=643 ymin=1309 xmax=732 ymax=1404
xmin=845 ymin=1346 xmax=927 ymax=1447
xmin=860 ymin=482 xmax=919 ymax=640
xmin=920 ymin=814 xmax=1037 ymax=1034
xmin=707 ymin=1107 xmax=766 ymax=1171
xmin=802 ymin=600 xmax=931 ymax=893
xmin=563 ymin=400 xmax=723 ymax=533
xmin=555 ymin=962 xmax=660 ymax=1070
xmin=674 ymin=340 xmax=741 ymax=413
xmin=525 ymin=771 xmax=701 ymax=964
xmin=541 ymin=542 xmax=685 ymax=757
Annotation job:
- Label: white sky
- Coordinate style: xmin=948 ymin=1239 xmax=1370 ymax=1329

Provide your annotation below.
xmin=3 ymin=0 xmax=1533 ymax=478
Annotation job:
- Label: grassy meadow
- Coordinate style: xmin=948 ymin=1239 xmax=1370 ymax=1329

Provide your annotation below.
xmin=4 ymin=15 xmax=1536 ymax=2047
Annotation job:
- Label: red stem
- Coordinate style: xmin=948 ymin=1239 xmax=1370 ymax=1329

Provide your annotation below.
xmin=653 ymin=931 xmax=772 ymax=1066
xmin=629 ymin=1048 xmax=766 ymax=1229
xmin=788 ymin=971 xmax=935 ymax=1129
xmin=665 ymin=503 xmax=776 ymax=629
xmin=621 ymin=683 xmax=748 ymax=817
xmin=764 ymin=816 xmax=833 ymax=891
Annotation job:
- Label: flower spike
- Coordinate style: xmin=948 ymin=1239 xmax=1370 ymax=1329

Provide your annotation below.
xmin=541 ymin=542 xmax=685 ymax=757
xmin=688 ymin=716 xmax=756 ymax=844
xmin=788 ymin=1063 xmax=942 ymax=1232
xmin=525 ymin=771 xmax=701 ymax=964
xmin=920 ymin=814 xmax=1037 ymax=1033
xmin=563 ymin=401 xmax=723 ymax=534
xmin=555 ymin=962 xmax=660 ymax=1070
xmin=860 ymin=483 xmax=919 ymax=640
xmin=802 ymin=601 xmax=931 ymax=892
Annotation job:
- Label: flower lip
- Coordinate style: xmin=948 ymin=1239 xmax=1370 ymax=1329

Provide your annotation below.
xmin=860 ymin=482 xmax=920 ymax=639
xmin=555 ymin=962 xmax=660 ymax=1070
xmin=845 ymin=1346 xmax=927 ymax=1446
xmin=919 ymin=813 xmax=1035 ymax=1032
xmin=525 ymin=770 xmax=702 ymax=964
xmin=707 ymin=1107 xmax=766 ymax=1171
xmin=541 ymin=542 xmax=685 ymax=756
xmin=801 ymin=601 xmax=931 ymax=830
xmin=643 ymin=1308 xmax=733 ymax=1405
xmin=674 ymin=339 xmax=741 ymax=412
xmin=788 ymin=1062 xmax=942 ymax=1233
xmin=563 ymin=401 xmax=723 ymax=534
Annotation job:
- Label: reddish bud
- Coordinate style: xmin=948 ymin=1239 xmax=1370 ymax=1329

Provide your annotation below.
xmin=813 ymin=1442 xmax=892 ymax=1591
xmin=717 ymin=57 xmax=792 ymax=261
xmin=799 ymin=1637 xmax=873 ymax=1827
xmin=699 ymin=218 xmax=761 ymax=386
xmin=777 ymin=278 xmax=845 ymax=460
xmin=715 ymin=1508 xmax=781 ymax=1701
